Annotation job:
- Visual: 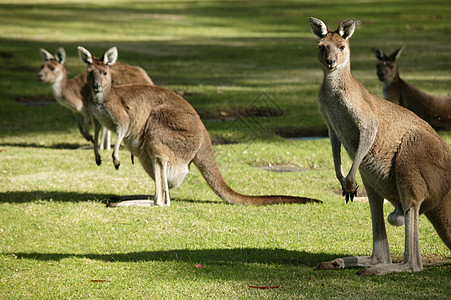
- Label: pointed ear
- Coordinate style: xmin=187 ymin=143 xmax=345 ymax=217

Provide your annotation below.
xmin=371 ymin=47 xmax=385 ymax=60
xmin=39 ymin=48 xmax=54 ymax=61
xmin=337 ymin=18 xmax=356 ymax=39
xmin=78 ymin=46 xmax=94 ymax=65
xmin=55 ymin=47 xmax=66 ymax=64
xmin=101 ymin=47 xmax=118 ymax=66
xmin=390 ymin=45 xmax=405 ymax=61
xmin=309 ymin=17 xmax=329 ymax=38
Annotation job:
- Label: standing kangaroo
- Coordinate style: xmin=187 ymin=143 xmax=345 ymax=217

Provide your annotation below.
xmin=309 ymin=17 xmax=451 ymax=275
xmin=38 ymin=47 xmax=154 ymax=149
xmin=372 ymin=46 xmax=451 ymax=130
xmin=77 ymin=46 xmax=321 ymax=207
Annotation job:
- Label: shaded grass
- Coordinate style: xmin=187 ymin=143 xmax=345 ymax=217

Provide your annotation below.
xmin=0 ymin=0 xmax=451 ymax=299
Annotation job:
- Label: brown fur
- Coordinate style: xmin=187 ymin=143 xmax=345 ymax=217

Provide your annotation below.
xmin=372 ymin=46 xmax=451 ymax=130
xmin=38 ymin=47 xmax=153 ymax=146
xmin=309 ymin=17 xmax=451 ymax=275
xmin=78 ymin=46 xmax=322 ymax=207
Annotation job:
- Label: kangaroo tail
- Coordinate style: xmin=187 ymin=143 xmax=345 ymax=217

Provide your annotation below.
xmin=425 ymin=192 xmax=451 ymax=251
xmin=192 ymin=131 xmax=322 ymax=205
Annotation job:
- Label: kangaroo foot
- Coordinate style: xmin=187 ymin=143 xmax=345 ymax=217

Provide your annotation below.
xmin=107 ymin=195 xmax=155 ymax=207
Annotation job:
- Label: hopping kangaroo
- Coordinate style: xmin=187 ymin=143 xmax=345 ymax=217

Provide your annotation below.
xmin=309 ymin=17 xmax=451 ymax=275
xmin=39 ymin=47 xmax=154 ymax=149
xmin=372 ymin=46 xmax=451 ymax=130
xmin=78 ymin=46 xmax=321 ymax=207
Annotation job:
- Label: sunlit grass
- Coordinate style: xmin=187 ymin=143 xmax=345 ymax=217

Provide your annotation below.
xmin=0 ymin=0 xmax=450 ymax=299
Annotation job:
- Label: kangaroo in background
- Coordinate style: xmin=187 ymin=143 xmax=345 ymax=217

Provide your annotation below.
xmin=309 ymin=17 xmax=451 ymax=275
xmin=372 ymin=46 xmax=451 ymax=130
xmin=77 ymin=46 xmax=321 ymax=207
xmin=38 ymin=47 xmax=154 ymax=149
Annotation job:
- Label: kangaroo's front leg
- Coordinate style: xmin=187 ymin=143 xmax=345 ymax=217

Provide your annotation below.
xmin=342 ymin=120 xmax=378 ymax=202
xmin=329 ymin=128 xmax=357 ymax=202
xmin=112 ymin=125 xmax=127 ymax=170
xmin=92 ymin=118 xmax=102 ymax=166
xmin=77 ymin=113 xmax=93 ymax=143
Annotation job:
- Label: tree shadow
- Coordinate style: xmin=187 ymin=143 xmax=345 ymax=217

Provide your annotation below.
xmin=0 ymin=190 xmax=221 ymax=205
xmin=8 ymin=247 xmax=335 ymax=269
xmin=0 ymin=190 xmax=113 ymax=203
xmin=0 ymin=142 xmax=91 ymax=150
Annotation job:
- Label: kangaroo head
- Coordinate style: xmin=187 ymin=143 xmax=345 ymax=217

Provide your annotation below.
xmin=38 ymin=47 xmax=66 ymax=82
xmin=309 ymin=17 xmax=355 ymax=72
xmin=371 ymin=46 xmax=404 ymax=83
xmin=78 ymin=46 xmax=118 ymax=93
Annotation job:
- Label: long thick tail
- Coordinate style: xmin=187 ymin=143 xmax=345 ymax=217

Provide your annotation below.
xmin=425 ymin=192 xmax=451 ymax=251
xmin=192 ymin=131 xmax=322 ymax=205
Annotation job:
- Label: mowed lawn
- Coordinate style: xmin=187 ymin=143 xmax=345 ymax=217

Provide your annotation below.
xmin=0 ymin=0 xmax=450 ymax=299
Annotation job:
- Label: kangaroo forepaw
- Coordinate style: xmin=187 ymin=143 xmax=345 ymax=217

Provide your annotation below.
xmin=112 ymin=152 xmax=120 ymax=170
xmin=342 ymin=183 xmax=358 ymax=203
xmin=95 ymin=155 xmax=102 ymax=166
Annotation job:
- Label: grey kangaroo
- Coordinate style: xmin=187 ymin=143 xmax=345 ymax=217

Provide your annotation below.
xmin=78 ymin=46 xmax=322 ymax=207
xmin=39 ymin=47 xmax=154 ymax=149
xmin=372 ymin=46 xmax=451 ymax=130
xmin=309 ymin=17 xmax=451 ymax=275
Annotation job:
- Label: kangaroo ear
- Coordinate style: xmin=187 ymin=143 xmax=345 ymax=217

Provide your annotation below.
xmin=39 ymin=48 xmax=54 ymax=61
xmin=78 ymin=46 xmax=94 ymax=65
xmin=337 ymin=18 xmax=356 ymax=39
xmin=390 ymin=45 xmax=405 ymax=61
xmin=101 ymin=47 xmax=118 ymax=66
xmin=309 ymin=17 xmax=329 ymax=38
xmin=371 ymin=47 xmax=385 ymax=60
xmin=55 ymin=47 xmax=66 ymax=64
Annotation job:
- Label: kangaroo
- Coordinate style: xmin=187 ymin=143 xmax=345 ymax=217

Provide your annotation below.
xmin=38 ymin=47 xmax=154 ymax=149
xmin=309 ymin=17 xmax=451 ymax=275
xmin=372 ymin=46 xmax=451 ymax=130
xmin=77 ymin=46 xmax=321 ymax=207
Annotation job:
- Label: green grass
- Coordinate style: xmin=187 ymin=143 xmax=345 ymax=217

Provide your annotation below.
xmin=1 ymin=0 xmax=450 ymax=299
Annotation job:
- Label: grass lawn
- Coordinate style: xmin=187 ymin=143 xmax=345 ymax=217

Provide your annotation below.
xmin=0 ymin=0 xmax=450 ymax=299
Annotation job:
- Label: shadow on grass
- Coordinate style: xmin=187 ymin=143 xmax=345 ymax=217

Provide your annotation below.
xmin=0 ymin=190 xmax=221 ymax=205
xmin=0 ymin=142 xmax=91 ymax=150
xmin=8 ymin=248 xmax=334 ymax=269
xmin=0 ymin=190 xmax=114 ymax=203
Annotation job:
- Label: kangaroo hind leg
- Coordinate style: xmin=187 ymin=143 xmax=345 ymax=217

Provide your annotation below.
xmin=318 ymin=181 xmax=392 ymax=272
xmin=154 ymin=156 xmax=171 ymax=207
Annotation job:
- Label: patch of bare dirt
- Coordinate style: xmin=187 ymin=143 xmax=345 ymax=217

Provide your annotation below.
xmin=274 ymin=126 xmax=328 ymax=139
xmin=14 ymin=94 xmax=55 ymax=106
xmin=391 ymin=254 xmax=451 ymax=267
xmin=0 ymin=51 xmax=14 ymax=59
xmin=198 ymin=105 xmax=285 ymax=122
xmin=254 ymin=164 xmax=310 ymax=173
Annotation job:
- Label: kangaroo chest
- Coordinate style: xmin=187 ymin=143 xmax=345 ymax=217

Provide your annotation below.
xmin=91 ymin=96 xmax=117 ymax=132
xmin=318 ymin=91 xmax=361 ymax=157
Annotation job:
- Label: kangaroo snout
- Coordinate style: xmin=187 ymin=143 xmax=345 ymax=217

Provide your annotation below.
xmin=376 ymin=71 xmax=386 ymax=81
xmin=325 ymin=58 xmax=336 ymax=69
xmin=38 ymin=73 xmax=45 ymax=81
xmin=93 ymin=82 xmax=103 ymax=92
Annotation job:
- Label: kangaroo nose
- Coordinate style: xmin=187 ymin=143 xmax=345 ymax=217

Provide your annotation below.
xmin=93 ymin=82 xmax=102 ymax=92
xmin=38 ymin=73 xmax=45 ymax=81
xmin=325 ymin=58 xmax=336 ymax=69
xmin=376 ymin=71 xmax=386 ymax=81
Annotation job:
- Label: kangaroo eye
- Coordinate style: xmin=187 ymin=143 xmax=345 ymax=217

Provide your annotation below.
xmin=103 ymin=72 xmax=107 ymax=76
xmin=49 ymin=67 xmax=55 ymax=71
xmin=339 ymin=46 xmax=345 ymax=52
